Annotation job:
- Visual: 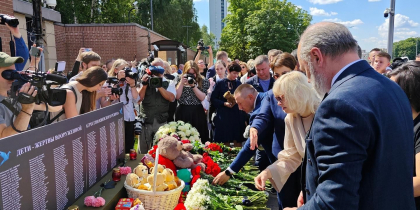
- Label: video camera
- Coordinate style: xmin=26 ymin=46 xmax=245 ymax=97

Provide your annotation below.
xmin=0 ymin=14 xmax=19 ymax=27
xmin=106 ymin=77 xmax=123 ymax=95
xmin=142 ymin=66 xmax=164 ymax=89
xmin=197 ymin=39 xmax=209 ymax=51
xmin=184 ymin=73 xmax=196 ymax=85
xmin=1 ymin=70 xmax=68 ymax=106
xmin=138 ymin=52 xmax=155 ymax=77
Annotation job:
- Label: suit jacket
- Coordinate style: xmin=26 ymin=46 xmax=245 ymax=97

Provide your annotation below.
xmin=245 ymin=75 xmax=275 ymax=93
xmin=301 ymin=60 xmax=415 ymax=209
xmin=206 ymin=65 xmax=216 ymax=79
xmin=229 ymin=92 xmax=274 ymax=172
xmin=252 ymin=90 xmax=287 ymax=154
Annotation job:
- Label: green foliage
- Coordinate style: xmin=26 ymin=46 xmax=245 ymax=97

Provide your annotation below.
xmin=220 ymin=0 xmax=311 ymax=61
xmin=393 ymin=37 xmax=419 ymax=60
xmin=54 ymin=0 xmax=203 ymax=47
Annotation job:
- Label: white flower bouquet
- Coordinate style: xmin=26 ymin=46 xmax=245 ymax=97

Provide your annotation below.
xmin=154 ymin=121 xmax=201 ymax=144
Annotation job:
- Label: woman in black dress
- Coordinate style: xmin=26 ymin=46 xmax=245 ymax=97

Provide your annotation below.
xmin=211 ymin=62 xmax=246 ymax=146
xmin=175 ymin=60 xmax=210 ymax=142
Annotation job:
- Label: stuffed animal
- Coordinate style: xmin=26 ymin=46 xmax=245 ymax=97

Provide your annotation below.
xmin=173 ymin=150 xmax=195 ymax=169
xmin=126 ymin=173 xmax=140 ymax=188
xmin=150 ymin=164 xmax=165 ymax=174
xmin=177 ymin=169 xmax=192 ymax=192
xmin=133 ymin=163 xmax=149 ymax=185
xmin=181 ymin=143 xmax=206 ymax=172
xmin=157 ymin=136 xmax=183 ymax=175
xmin=223 ymin=91 xmax=236 ymax=106
xmin=147 ymin=173 xmax=168 ymax=191
xmin=162 ymin=168 xmax=177 ymax=190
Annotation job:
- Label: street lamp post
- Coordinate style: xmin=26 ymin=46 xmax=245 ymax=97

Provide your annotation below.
xmin=150 ymin=0 xmax=153 ymax=31
xmin=128 ymin=2 xmax=138 ymax=23
xmin=182 ymin=25 xmax=192 ymax=59
xmin=386 ymin=0 xmax=396 ymax=59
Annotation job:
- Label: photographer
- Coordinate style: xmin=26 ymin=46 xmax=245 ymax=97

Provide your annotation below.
xmin=1 ymin=15 xmax=29 ymax=71
xmin=106 ymin=59 xmax=140 ymax=153
xmin=0 ymin=52 xmax=62 ymax=138
xmin=138 ymin=65 xmax=176 ymax=153
xmin=194 ymin=42 xmax=213 ymax=77
xmin=175 ymin=60 xmax=210 ymax=142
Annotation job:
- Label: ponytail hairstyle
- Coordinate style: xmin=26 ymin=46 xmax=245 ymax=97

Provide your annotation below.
xmin=76 ymin=66 xmax=108 ymax=114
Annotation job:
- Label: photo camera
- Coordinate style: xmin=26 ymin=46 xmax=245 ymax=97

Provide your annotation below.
xmin=184 ymin=73 xmax=196 ymax=85
xmin=0 ymin=14 xmax=19 ymax=27
xmin=106 ymin=77 xmax=123 ymax=96
xmin=197 ymin=39 xmax=209 ymax=51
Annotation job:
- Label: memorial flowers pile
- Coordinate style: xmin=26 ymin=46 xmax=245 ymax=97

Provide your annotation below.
xmin=154 ymin=121 xmax=201 ymax=143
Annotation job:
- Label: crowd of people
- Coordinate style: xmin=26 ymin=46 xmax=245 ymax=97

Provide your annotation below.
xmin=1 ymin=17 xmax=420 ymax=210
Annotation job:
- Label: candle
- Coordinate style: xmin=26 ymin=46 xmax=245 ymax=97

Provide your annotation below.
xmin=112 ymin=168 xmax=122 ymax=182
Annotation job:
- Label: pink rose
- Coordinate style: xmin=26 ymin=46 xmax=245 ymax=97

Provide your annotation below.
xmin=96 ymin=197 xmax=106 ymax=206
xmin=84 ymin=196 xmax=95 ymax=207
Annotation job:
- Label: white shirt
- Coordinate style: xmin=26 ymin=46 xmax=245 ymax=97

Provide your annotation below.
xmin=119 ymin=83 xmax=140 ymax=122
xmin=331 ymin=59 xmax=362 ymax=87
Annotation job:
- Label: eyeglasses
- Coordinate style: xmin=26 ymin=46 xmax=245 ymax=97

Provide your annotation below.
xmin=275 ymin=95 xmax=284 ymax=103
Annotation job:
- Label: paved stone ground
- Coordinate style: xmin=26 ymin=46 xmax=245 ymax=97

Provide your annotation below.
xmin=266 ymin=191 xmax=279 ymax=210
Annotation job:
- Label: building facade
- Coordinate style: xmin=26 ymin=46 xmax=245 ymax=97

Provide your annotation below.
xmin=209 ymin=0 xmax=229 ymax=47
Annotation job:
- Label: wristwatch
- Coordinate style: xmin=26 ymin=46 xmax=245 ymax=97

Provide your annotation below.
xmin=224 ymin=170 xmax=233 ymax=177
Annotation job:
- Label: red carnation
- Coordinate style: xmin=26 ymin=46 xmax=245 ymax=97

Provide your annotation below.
xmin=192 ymin=166 xmax=201 ymax=176
xmin=181 ymin=140 xmax=190 ymax=144
xmin=191 ymin=175 xmax=200 ymax=187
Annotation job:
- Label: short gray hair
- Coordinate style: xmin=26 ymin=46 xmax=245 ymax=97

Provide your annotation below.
xmin=254 ymin=55 xmax=269 ymax=66
xmin=151 ymin=57 xmax=164 ymax=67
xmin=299 ymin=22 xmax=358 ymax=63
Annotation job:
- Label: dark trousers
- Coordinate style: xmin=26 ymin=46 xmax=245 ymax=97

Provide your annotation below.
xmin=167 ymin=100 xmax=177 ymax=122
xmin=278 ymin=165 xmax=302 ymax=209
xmin=124 ymin=121 xmax=135 ymax=153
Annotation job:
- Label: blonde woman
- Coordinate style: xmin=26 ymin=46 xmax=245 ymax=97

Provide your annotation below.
xmin=254 ymin=71 xmax=320 ymax=193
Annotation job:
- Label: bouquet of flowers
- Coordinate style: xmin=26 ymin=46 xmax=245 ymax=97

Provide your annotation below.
xmin=154 ymin=121 xmax=201 ymax=144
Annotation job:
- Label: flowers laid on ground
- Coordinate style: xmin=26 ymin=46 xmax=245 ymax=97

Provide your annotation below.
xmin=202 ymin=153 xmax=221 ymax=177
xmin=154 ymin=121 xmax=201 ymax=143
xmin=84 ymin=187 xmax=106 ymax=208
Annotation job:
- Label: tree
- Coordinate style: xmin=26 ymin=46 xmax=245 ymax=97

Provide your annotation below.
xmin=200 ymin=25 xmax=216 ymax=50
xmin=220 ymin=0 xmax=311 ymax=61
xmin=393 ymin=37 xmax=419 ymax=60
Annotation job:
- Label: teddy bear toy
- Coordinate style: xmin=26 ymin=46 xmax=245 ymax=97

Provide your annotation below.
xmin=133 ymin=163 xmax=149 ymax=185
xmin=147 ymin=172 xmax=168 ymax=191
xmin=179 ymin=142 xmax=206 ymax=171
xmin=223 ymin=91 xmax=236 ymax=106
xmin=126 ymin=173 xmax=140 ymax=188
xmin=157 ymin=136 xmax=183 ymax=176
xmin=162 ymin=168 xmax=178 ymax=190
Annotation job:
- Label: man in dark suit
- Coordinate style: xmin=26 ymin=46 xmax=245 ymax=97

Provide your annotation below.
xmin=246 ymin=55 xmax=275 ymax=92
xmin=212 ymin=84 xmax=275 ymax=185
xmin=284 ymin=22 xmax=415 ymax=209
xmin=246 ymin=55 xmax=276 ymax=172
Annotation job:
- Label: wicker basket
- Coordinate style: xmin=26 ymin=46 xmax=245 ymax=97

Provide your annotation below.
xmin=124 ymin=148 xmax=185 ymax=210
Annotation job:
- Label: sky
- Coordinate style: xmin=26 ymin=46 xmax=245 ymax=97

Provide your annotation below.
xmin=193 ymin=0 xmax=420 ymax=53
